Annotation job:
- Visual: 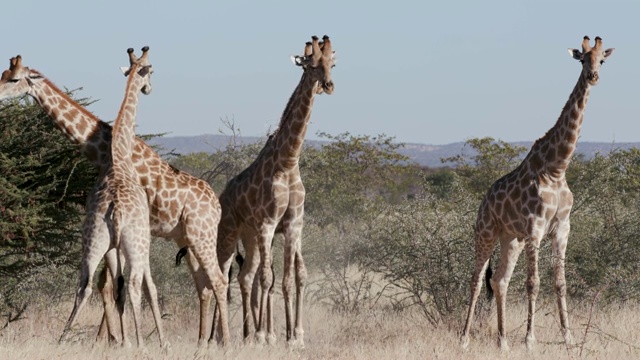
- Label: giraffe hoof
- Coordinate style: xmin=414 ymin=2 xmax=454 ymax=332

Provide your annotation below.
xmin=255 ymin=331 xmax=267 ymax=346
xmin=499 ymin=338 xmax=510 ymax=352
xmin=525 ymin=335 xmax=536 ymax=351
xmin=266 ymin=334 xmax=277 ymax=346
xmin=160 ymin=341 xmax=172 ymax=354
xmin=460 ymin=336 xmax=470 ymax=350
xmin=563 ymin=330 xmax=573 ymax=346
xmin=287 ymin=338 xmax=304 ymax=350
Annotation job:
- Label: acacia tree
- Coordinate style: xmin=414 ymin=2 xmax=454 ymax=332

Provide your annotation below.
xmin=0 ymin=94 xmax=99 ymax=326
xmin=170 ymin=118 xmax=263 ymax=193
xmin=565 ymin=151 xmax=640 ymax=302
xmin=301 ymin=132 xmax=416 ymax=229
xmin=297 ymin=132 xmax=423 ymax=311
xmin=441 ymin=137 xmax=527 ymax=199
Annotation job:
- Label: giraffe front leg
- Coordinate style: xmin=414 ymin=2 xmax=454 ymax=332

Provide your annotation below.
xmin=282 ymin=235 xmax=296 ymax=344
xmin=553 ymin=219 xmax=572 ymax=346
xmin=255 ymin=228 xmax=276 ymax=345
xmin=282 ymin=210 xmax=305 ymax=347
xmin=491 ymin=237 xmax=525 ymax=352
xmin=525 ymin=237 xmax=542 ymax=350
xmin=293 ymin=247 xmax=307 ymax=348
xmin=255 ymin=266 xmax=273 ymax=345
xmin=266 ymin=263 xmax=277 ymax=345
xmin=461 ymin=230 xmax=496 ymax=350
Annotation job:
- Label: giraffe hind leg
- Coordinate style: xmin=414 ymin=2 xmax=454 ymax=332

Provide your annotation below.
xmin=184 ymin=249 xmax=213 ymax=347
xmin=60 ymin=227 xmax=110 ymax=343
xmin=460 ymin=232 xmax=497 ymax=349
xmin=96 ymin=248 xmax=127 ymax=346
xmin=188 ymin=240 xmax=230 ymax=346
xmin=237 ymin=236 xmax=259 ymax=342
xmin=143 ymin=263 xmax=170 ymax=350
xmin=60 ymin=264 xmax=94 ymax=343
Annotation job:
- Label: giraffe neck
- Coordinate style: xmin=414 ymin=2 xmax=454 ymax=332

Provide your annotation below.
xmin=528 ymin=73 xmax=591 ymax=178
xmin=28 ymin=70 xmax=111 ymax=168
xmin=272 ymin=71 xmax=318 ymax=170
xmin=111 ymin=70 xmax=143 ymax=182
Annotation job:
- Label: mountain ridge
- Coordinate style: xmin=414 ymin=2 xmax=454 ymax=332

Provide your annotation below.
xmin=148 ymin=134 xmax=639 ymax=168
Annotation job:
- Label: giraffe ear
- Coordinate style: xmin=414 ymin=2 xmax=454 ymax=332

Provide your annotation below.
xmin=120 ymin=66 xmax=131 ymax=76
xmin=568 ymin=48 xmax=582 ymax=61
xmin=290 ymin=55 xmax=306 ymax=67
xmin=603 ymin=48 xmax=615 ymax=59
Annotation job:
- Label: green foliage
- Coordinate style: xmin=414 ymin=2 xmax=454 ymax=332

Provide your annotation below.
xmin=301 ymin=132 xmax=418 ymax=229
xmin=170 ymin=119 xmax=263 ymax=194
xmin=566 ymin=152 xmax=640 ymax=302
xmin=442 ymin=137 xmax=528 ymax=198
xmin=358 ymin=178 xmax=477 ymax=326
xmin=0 ymin=95 xmax=98 ymax=322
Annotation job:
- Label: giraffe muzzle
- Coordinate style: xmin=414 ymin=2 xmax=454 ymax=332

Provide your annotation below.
xmin=587 ymin=72 xmax=599 ymax=84
xmin=141 ymin=84 xmax=152 ymax=95
xmin=322 ymin=80 xmax=334 ymax=94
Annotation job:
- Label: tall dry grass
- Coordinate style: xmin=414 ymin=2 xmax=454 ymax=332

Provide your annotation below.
xmin=0 ymin=294 xmax=638 ymax=360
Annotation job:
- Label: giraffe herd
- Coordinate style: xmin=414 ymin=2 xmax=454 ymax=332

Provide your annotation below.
xmin=0 ymin=35 xmax=615 ymax=352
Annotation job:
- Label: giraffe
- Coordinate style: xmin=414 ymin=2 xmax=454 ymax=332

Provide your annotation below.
xmin=0 ymin=54 xmax=230 ymax=345
xmin=215 ymin=35 xmax=335 ymax=346
xmin=107 ymin=46 xmax=166 ymax=348
xmin=460 ymin=36 xmax=614 ymax=351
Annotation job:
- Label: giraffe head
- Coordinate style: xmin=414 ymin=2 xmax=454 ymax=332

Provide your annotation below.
xmin=0 ymin=55 xmax=45 ymax=100
xmin=568 ymin=36 xmax=614 ymax=86
xmin=120 ymin=46 xmax=153 ymax=95
xmin=291 ymin=35 xmax=336 ymax=94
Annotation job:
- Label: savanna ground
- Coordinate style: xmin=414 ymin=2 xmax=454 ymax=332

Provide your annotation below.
xmin=0 ymin=289 xmax=638 ymax=360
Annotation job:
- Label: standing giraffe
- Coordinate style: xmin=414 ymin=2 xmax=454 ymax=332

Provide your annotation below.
xmin=460 ymin=36 xmax=614 ymax=351
xmin=0 ymin=54 xmax=229 ymax=345
xmin=215 ymin=35 xmax=335 ymax=346
xmin=106 ymin=46 xmax=166 ymax=348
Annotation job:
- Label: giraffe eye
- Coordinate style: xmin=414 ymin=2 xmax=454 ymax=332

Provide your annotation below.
xmin=600 ymin=60 xmax=605 ymax=65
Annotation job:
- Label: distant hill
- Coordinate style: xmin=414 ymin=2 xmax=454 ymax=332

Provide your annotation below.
xmin=148 ymin=134 xmax=640 ymax=168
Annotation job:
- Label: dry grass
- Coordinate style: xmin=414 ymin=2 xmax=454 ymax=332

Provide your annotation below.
xmin=0 ymin=296 xmax=638 ymax=360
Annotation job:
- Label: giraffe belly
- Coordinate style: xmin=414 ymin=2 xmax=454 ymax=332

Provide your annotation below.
xmin=149 ymin=212 xmax=182 ymax=239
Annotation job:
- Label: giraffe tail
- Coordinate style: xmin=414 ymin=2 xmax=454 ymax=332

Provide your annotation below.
xmin=227 ymin=243 xmax=245 ymax=302
xmin=485 ymin=258 xmax=494 ymax=300
xmin=175 ymin=247 xmax=188 ymax=266
xmin=173 ymin=245 xmax=246 ymax=302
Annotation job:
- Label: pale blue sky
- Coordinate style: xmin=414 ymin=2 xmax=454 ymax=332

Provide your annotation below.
xmin=3 ymin=1 xmax=637 ymax=145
